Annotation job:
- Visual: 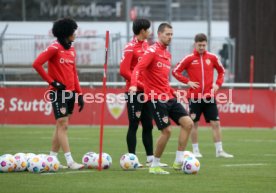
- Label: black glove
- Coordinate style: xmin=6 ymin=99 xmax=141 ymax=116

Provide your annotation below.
xmin=78 ymin=95 xmax=84 ymax=112
xmin=50 ymin=81 xmax=66 ymax=91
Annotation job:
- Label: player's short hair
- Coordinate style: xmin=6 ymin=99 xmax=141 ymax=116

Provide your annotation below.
xmin=52 ymin=17 xmax=78 ymax=39
xmin=157 ymin=23 xmax=172 ymax=33
xmin=194 ymin=33 xmax=207 ymax=42
xmin=132 ymin=19 xmax=151 ymax=35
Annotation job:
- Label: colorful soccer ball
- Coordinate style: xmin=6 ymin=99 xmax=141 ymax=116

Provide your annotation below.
xmin=27 ymin=155 xmax=46 ymax=173
xmin=0 ymin=154 xmax=16 ymax=172
xmin=44 ymin=155 xmax=60 ymax=172
xmin=25 ymin=153 xmax=36 ymax=162
xmin=120 ymin=153 xmax=139 ymax=170
xmin=91 ymin=154 xmax=110 ymax=169
xmin=102 ymin=153 xmax=112 ymax=166
xmin=82 ymin=152 xmax=98 ymax=169
xmin=182 ymin=156 xmax=200 ymax=174
xmin=13 ymin=153 xmax=27 ymax=172
xmin=183 ymin=151 xmax=195 ymax=160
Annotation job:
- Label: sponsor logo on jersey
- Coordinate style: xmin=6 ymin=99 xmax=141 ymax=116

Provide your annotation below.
xmin=191 ymin=60 xmax=199 ymax=65
xmin=157 ymin=62 xmax=171 ymax=69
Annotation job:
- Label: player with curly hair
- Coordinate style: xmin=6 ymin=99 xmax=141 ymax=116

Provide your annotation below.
xmin=33 ymin=17 xmax=84 ymax=169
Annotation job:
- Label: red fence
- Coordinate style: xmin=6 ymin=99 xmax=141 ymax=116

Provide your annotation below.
xmin=0 ymin=87 xmax=275 ymax=128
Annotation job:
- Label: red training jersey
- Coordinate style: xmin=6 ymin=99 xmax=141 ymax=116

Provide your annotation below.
xmin=33 ymin=41 xmax=82 ymax=94
xmin=172 ymin=49 xmax=225 ymax=98
xmin=130 ymin=42 xmax=175 ymax=101
xmin=119 ymin=37 xmax=148 ymax=92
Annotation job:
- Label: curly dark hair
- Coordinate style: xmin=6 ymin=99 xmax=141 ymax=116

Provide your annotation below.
xmin=52 ymin=17 xmax=78 ymax=39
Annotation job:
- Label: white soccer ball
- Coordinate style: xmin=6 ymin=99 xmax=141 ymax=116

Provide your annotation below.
xmin=182 ymin=156 xmax=200 ymax=174
xmin=25 ymin=153 xmax=36 ymax=162
xmin=0 ymin=154 xmax=16 ymax=172
xmin=44 ymin=155 xmax=60 ymax=172
xmin=183 ymin=151 xmax=195 ymax=160
xmin=102 ymin=153 xmax=112 ymax=166
xmin=27 ymin=155 xmax=46 ymax=173
xmin=120 ymin=153 xmax=139 ymax=170
xmin=82 ymin=152 xmax=98 ymax=169
xmin=91 ymin=154 xmax=110 ymax=169
xmin=14 ymin=153 xmax=27 ymax=172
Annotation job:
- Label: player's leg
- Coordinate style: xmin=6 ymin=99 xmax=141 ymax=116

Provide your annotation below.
xmin=189 ymin=99 xmax=203 ymax=157
xmin=148 ymin=101 xmax=170 ymax=174
xmin=204 ymin=100 xmax=233 ymax=158
xmin=126 ymin=92 xmax=141 ymax=155
xmin=169 ymin=99 xmax=193 ymax=169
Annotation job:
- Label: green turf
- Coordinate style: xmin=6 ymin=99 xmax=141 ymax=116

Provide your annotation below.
xmin=0 ymin=126 xmax=276 ymax=193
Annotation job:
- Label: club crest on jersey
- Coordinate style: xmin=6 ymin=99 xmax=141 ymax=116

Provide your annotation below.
xmin=60 ymin=107 xmax=66 ymax=115
xmin=205 ymin=59 xmax=211 ymax=65
xmin=135 ymin=111 xmax=141 ymax=118
xmin=190 ymin=113 xmax=196 ymax=120
xmin=162 ymin=116 xmax=169 ymax=124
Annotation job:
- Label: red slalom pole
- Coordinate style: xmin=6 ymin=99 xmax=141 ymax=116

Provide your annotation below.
xmin=249 ymin=55 xmax=254 ymax=128
xmin=98 ymin=31 xmax=109 ymax=171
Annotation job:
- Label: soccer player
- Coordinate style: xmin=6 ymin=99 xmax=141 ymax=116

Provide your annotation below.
xmin=33 ymin=18 xmax=85 ymax=169
xmin=172 ymin=33 xmax=233 ymax=158
xmin=129 ymin=23 xmax=193 ymax=174
xmin=120 ymin=19 xmax=167 ymax=167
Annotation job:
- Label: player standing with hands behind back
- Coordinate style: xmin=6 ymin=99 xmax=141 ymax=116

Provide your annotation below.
xmin=33 ymin=17 xmax=85 ymax=169
xmin=173 ymin=33 xmax=233 ymax=158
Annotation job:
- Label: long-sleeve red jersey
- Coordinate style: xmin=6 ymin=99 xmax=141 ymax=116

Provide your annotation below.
xmin=130 ymin=42 xmax=175 ymax=101
xmin=172 ymin=49 xmax=225 ymax=98
xmin=33 ymin=41 xmax=82 ymax=94
xmin=119 ymin=37 xmax=148 ymax=91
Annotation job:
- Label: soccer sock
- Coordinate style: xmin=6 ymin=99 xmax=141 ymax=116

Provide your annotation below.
xmin=64 ymin=152 xmax=74 ymax=165
xmin=192 ymin=143 xmax=200 ymax=152
xmin=175 ymin=150 xmax=184 ymax=163
xmin=215 ymin=142 xmax=223 ymax=152
xmin=50 ymin=151 xmax=58 ymax=157
xmin=151 ymin=157 xmax=160 ymax=167
xmin=126 ymin=121 xmax=139 ymax=154
xmin=147 ymin=155 xmax=154 ymax=163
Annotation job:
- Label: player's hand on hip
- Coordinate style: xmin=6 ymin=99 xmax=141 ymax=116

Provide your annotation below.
xmin=187 ymin=81 xmax=200 ymax=89
xmin=212 ymin=84 xmax=219 ymax=93
xmin=50 ymin=81 xmax=66 ymax=91
xmin=78 ymin=95 xmax=84 ymax=112
xmin=129 ymin=86 xmax=137 ymax=94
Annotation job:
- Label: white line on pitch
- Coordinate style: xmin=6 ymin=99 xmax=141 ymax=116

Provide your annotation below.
xmin=222 ymin=163 xmax=267 ymax=167
xmin=40 ymin=170 xmax=94 ymax=175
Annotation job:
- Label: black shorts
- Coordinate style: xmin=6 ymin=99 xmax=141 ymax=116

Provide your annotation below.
xmin=148 ymin=98 xmax=189 ymax=130
xmin=189 ymin=98 xmax=219 ymax=123
xmin=50 ymin=90 xmax=76 ymax=120
xmin=125 ymin=92 xmax=152 ymax=122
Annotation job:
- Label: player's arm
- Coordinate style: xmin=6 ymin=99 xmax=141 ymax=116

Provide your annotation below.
xmin=32 ymin=46 xmax=57 ymax=84
xmin=119 ymin=47 xmax=133 ymax=81
xmin=172 ymin=56 xmax=199 ymax=89
xmin=73 ymin=54 xmax=84 ymax=112
xmin=129 ymin=48 xmax=155 ymax=92
xmin=213 ymin=55 xmax=225 ymax=91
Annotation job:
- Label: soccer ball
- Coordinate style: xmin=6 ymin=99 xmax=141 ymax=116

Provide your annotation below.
xmin=25 ymin=153 xmax=36 ymax=162
xmin=82 ymin=152 xmax=98 ymax=169
xmin=44 ymin=155 xmax=60 ymax=172
xmin=27 ymin=155 xmax=46 ymax=173
xmin=102 ymin=153 xmax=112 ymax=166
xmin=14 ymin=153 xmax=27 ymax=172
xmin=91 ymin=154 xmax=110 ymax=169
xmin=120 ymin=153 xmax=139 ymax=170
xmin=0 ymin=154 xmax=16 ymax=172
xmin=183 ymin=151 xmax=195 ymax=160
xmin=182 ymin=156 xmax=200 ymax=174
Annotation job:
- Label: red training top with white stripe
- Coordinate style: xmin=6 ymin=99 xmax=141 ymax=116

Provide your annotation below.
xmin=119 ymin=37 xmax=148 ymax=92
xmin=33 ymin=41 xmax=82 ymax=94
xmin=130 ymin=42 xmax=175 ymax=100
xmin=172 ymin=49 xmax=225 ymax=98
